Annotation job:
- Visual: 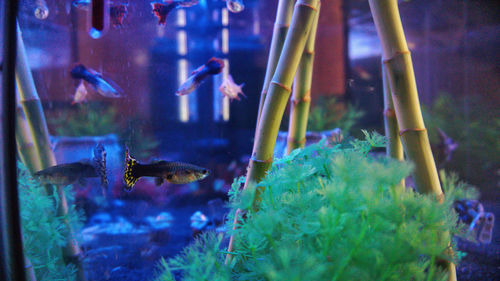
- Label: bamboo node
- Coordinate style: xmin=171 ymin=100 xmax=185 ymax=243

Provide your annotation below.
xmin=399 ymin=127 xmax=426 ymax=136
xmin=250 ymin=156 xmax=273 ymax=164
xmin=297 ymin=2 xmax=318 ymax=12
xmin=274 ymin=23 xmax=290 ymax=28
xmin=384 ymin=108 xmax=396 ymax=118
xmin=271 ymin=81 xmax=292 ymax=93
xmin=304 ymin=49 xmax=314 ymax=56
xmin=382 ymin=50 xmax=411 ymax=64
xmin=292 ymin=93 xmax=311 ymax=106
xmin=287 ymin=136 xmax=306 ymax=145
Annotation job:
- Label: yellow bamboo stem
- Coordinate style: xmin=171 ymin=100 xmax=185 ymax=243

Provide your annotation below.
xmin=15 ymin=88 xmax=41 ymax=174
xmin=368 ymin=1 xmax=455 ymax=280
xmin=226 ymin=0 xmax=320 ymax=264
xmin=382 ymin=62 xmax=404 ymax=189
xmin=16 ymin=23 xmax=86 ymax=281
xmin=255 ymin=0 xmax=295 ymax=129
xmin=286 ymin=3 xmax=320 ymax=154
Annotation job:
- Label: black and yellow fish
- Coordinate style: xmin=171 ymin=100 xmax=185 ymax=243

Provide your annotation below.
xmin=34 ymin=144 xmax=108 ymax=191
xmin=123 ymin=148 xmax=210 ymax=191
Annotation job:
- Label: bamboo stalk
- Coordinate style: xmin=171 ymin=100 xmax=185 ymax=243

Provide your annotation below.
xmin=16 ymin=89 xmax=41 ymax=174
xmin=286 ymin=3 xmax=320 ymax=154
xmin=15 ymin=23 xmax=87 ymax=281
xmin=368 ymin=1 xmax=456 ymax=280
xmin=15 ymin=24 xmax=56 ymax=171
xmin=382 ymin=63 xmax=404 ymax=189
xmin=255 ymin=0 xmax=295 ymax=129
xmin=226 ymin=0 xmax=320 ymax=264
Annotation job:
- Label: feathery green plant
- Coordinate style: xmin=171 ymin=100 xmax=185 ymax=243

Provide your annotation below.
xmin=422 ymin=93 xmax=500 ymax=188
xmin=18 ymin=161 xmax=84 ymax=281
xmin=48 ymin=103 xmax=119 ymax=137
xmin=154 ymin=132 xmax=476 ymax=281
xmin=48 ymin=103 xmax=159 ymax=159
xmin=307 ymin=96 xmax=364 ymax=133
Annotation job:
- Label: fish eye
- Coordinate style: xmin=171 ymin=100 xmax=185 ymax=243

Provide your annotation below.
xmin=166 ymin=174 xmax=173 ymax=180
xmin=202 ymin=169 xmax=208 ymax=174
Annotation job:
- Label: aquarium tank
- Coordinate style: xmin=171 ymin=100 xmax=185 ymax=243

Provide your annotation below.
xmin=0 ymin=0 xmax=498 ymax=280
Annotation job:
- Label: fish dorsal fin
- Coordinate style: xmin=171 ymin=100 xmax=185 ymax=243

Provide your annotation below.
xmin=123 ymin=147 xmax=140 ymax=190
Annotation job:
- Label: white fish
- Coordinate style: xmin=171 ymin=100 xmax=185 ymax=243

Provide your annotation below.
xmin=226 ymin=0 xmax=244 ymax=13
xmin=175 ymin=74 xmax=202 ymax=96
xmin=176 ymin=57 xmax=225 ymax=96
xmin=72 ymin=80 xmax=89 ymax=105
xmin=219 ymin=74 xmax=245 ymax=101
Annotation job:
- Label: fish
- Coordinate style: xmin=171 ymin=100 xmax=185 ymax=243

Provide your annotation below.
xmin=34 ymin=144 xmax=108 ymax=190
xmin=151 ymin=2 xmax=178 ymax=25
xmin=435 ymin=128 xmax=458 ymax=168
xmin=70 ymin=64 xmax=123 ymax=98
xmin=150 ymin=1 xmax=198 ymax=25
xmin=176 ymin=57 xmax=225 ymax=96
xmin=123 ymin=148 xmax=210 ymax=191
xmin=225 ymin=0 xmax=245 ymax=13
xmin=72 ymin=80 xmax=89 ymax=105
xmin=110 ymin=3 xmax=128 ymax=27
xmin=219 ymin=74 xmax=245 ymax=101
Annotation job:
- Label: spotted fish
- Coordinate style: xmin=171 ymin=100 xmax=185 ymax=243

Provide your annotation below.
xmin=123 ymin=148 xmax=210 ymax=191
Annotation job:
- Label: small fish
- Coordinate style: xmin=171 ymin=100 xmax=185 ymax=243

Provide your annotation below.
xmin=70 ymin=64 xmax=123 ymax=98
xmin=72 ymin=80 xmax=89 ymax=105
xmin=435 ymin=128 xmax=458 ymax=168
xmin=176 ymin=57 xmax=225 ymax=96
xmin=226 ymin=0 xmax=245 ymax=13
xmin=219 ymin=74 xmax=245 ymax=101
xmin=110 ymin=3 xmax=128 ymax=27
xmin=34 ymin=144 xmax=108 ymax=189
xmin=151 ymin=1 xmax=199 ymax=25
xmin=123 ymin=148 xmax=210 ymax=191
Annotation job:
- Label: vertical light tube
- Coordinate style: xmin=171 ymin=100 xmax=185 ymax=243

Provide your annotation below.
xmin=178 ymin=59 xmax=189 ymax=122
xmin=176 ymin=9 xmax=190 ymax=122
xmin=213 ymin=7 xmax=230 ymax=121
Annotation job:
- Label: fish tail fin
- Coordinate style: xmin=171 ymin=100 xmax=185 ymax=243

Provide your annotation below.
xmin=205 ymin=57 xmax=224 ymax=75
xmin=124 ymin=147 xmax=140 ymax=191
xmin=93 ymin=143 xmax=108 ymax=193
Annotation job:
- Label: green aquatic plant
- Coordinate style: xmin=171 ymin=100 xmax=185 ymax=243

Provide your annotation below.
xmin=18 ymin=161 xmax=84 ymax=281
xmin=422 ymin=93 xmax=500 ymax=188
xmin=48 ymin=103 xmax=119 ymax=137
xmin=48 ymin=103 xmax=159 ymax=159
xmin=306 ymin=96 xmax=364 ymax=134
xmin=155 ymin=133 xmax=476 ymax=280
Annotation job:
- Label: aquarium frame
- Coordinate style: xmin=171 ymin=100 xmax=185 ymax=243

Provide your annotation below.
xmin=1 ymin=0 xmax=27 ymax=280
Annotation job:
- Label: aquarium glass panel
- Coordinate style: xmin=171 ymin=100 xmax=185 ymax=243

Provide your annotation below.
xmin=6 ymin=0 xmax=498 ymax=280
